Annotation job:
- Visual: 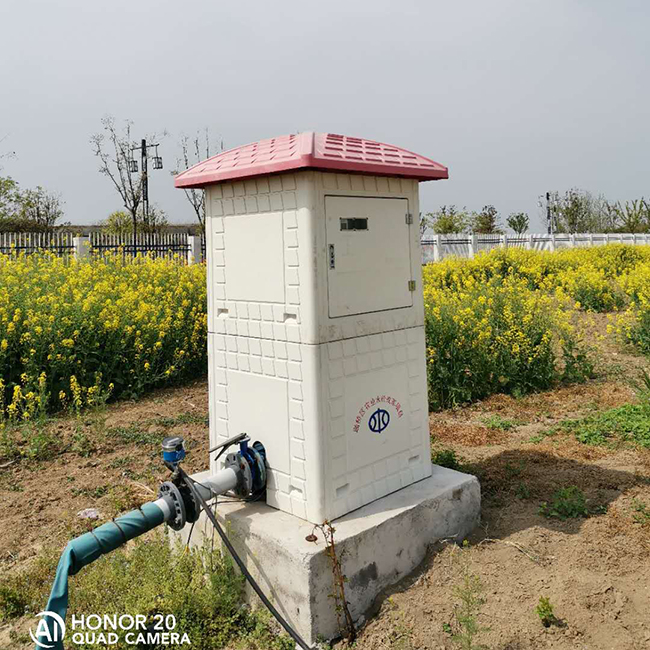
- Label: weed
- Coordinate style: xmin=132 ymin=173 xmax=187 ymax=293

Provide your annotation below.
xmin=516 ymin=482 xmax=531 ymax=499
xmin=631 ymin=499 xmax=650 ymax=525
xmin=108 ymin=456 xmax=133 ymax=469
xmin=556 ymin=404 xmax=650 ymax=448
xmin=0 ymin=421 xmax=58 ymax=462
xmin=70 ymin=430 xmax=97 ymax=457
xmin=432 ymin=448 xmax=463 ymax=471
xmin=107 ymin=484 xmax=145 ymax=514
xmin=504 ymin=461 xmax=525 ymax=479
xmin=482 ymin=415 xmax=517 ymax=431
xmin=539 ymin=486 xmax=591 ymax=520
xmin=70 ymin=485 xmax=109 ymax=500
xmin=527 ymin=430 xmax=555 ymax=444
xmin=560 ymin=339 xmax=595 ymax=385
xmin=105 ymin=424 xmax=164 ymax=446
xmin=0 ymin=533 xmax=293 ymax=649
xmin=151 ymin=412 xmax=208 ymax=428
xmin=535 ymin=596 xmax=557 ymax=628
xmin=309 ymin=521 xmax=356 ymax=642
xmin=447 ymin=541 xmax=489 ymax=650
xmin=385 ymin=602 xmax=415 ymax=650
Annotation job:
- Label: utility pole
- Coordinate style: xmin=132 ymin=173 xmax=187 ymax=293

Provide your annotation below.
xmin=129 ymin=140 xmax=163 ymax=232
xmin=546 ymin=192 xmax=553 ymax=234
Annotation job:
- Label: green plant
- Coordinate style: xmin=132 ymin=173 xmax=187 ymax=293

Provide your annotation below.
xmin=504 ymin=461 xmax=525 ymax=478
xmin=448 ymin=542 xmax=489 ymax=650
xmin=151 ymin=412 xmax=208 ymax=428
xmin=308 ymin=521 xmax=356 ymax=642
xmin=535 ymin=596 xmax=557 ymax=627
xmin=556 ymin=404 xmax=650 ymax=448
xmin=560 ymin=339 xmax=595 ymax=385
xmin=482 ymin=415 xmax=516 ymax=431
xmin=0 ymin=585 xmax=29 ymax=619
xmin=631 ymin=499 xmax=650 ymax=525
xmin=506 ymin=212 xmax=529 ymax=235
xmin=539 ymin=486 xmax=590 ymax=520
xmin=432 ymin=448 xmax=463 ymax=471
xmin=516 ymin=482 xmax=531 ymax=499
xmin=105 ymin=424 xmax=165 ymax=446
xmin=0 ymin=534 xmax=294 ymax=649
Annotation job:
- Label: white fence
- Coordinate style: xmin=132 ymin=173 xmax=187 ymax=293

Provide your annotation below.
xmin=0 ymin=232 xmax=205 ymax=264
xmin=3 ymin=231 xmax=649 ymax=267
xmin=421 ymin=233 xmax=650 ymax=264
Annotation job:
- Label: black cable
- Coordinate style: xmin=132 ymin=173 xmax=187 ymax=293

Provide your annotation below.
xmin=178 ymin=467 xmax=312 ymax=650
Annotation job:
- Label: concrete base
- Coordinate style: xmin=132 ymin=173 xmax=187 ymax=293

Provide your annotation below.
xmin=174 ymin=466 xmax=480 ymax=645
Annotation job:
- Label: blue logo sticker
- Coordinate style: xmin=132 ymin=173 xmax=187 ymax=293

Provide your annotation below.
xmin=368 ymin=407 xmax=390 ymax=434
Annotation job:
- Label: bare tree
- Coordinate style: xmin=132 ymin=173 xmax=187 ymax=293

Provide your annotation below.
xmin=0 ymin=134 xmax=15 ymax=170
xmin=174 ymin=129 xmax=222 ymax=234
xmin=91 ymin=117 xmax=165 ymax=235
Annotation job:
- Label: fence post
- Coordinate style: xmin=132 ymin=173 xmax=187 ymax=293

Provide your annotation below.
xmin=433 ymin=234 xmax=441 ymax=262
xmin=606 ymin=233 xmax=611 ymax=245
xmin=549 ymin=233 xmax=556 ymax=252
xmin=569 ymin=233 xmax=576 ymax=249
xmin=526 ymin=234 xmax=533 ymax=250
xmin=469 ymin=233 xmax=477 ymax=259
xmin=500 ymin=234 xmax=507 ymax=249
xmin=73 ymin=236 xmax=90 ymax=261
xmin=187 ymin=235 xmax=203 ymax=265
xmin=589 ymin=233 xmax=594 ymax=247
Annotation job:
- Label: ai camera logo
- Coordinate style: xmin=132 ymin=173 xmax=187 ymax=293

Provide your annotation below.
xmin=30 ymin=611 xmax=66 ymax=649
xmin=368 ymin=407 xmax=390 ymax=434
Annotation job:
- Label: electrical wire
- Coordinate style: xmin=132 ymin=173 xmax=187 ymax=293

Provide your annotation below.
xmin=178 ymin=467 xmax=313 ymax=650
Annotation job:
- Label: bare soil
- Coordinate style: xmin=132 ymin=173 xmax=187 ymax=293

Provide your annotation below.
xmin=1 ymin=315 xmax=650 ymax=649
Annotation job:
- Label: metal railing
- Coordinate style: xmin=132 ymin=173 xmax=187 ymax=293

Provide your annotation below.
xmin=0 ymin=232 xmax=205 ymax=264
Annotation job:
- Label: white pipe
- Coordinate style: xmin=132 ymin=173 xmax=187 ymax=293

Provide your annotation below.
xmin=196 ymin=466 xmax=239 ymax=500
xmin=152 ymin=497 xmax=172 ymax=522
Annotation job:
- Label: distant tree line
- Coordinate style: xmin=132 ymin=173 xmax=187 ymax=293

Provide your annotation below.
xmin=422 ymin=189 xmax=650 ymax=237
xmin=0 ymin=176 xmax=66 ymax=233
xmin=420 ymin=205 xmax=530 ymax=236
xmin=0 ymin=116 xmax=221 ymax=236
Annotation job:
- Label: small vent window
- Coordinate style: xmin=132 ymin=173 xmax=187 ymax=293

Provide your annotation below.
xmin=340 ymin=217 xmax=368 ymax=231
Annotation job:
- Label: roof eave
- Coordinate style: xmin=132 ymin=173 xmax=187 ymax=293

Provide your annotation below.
xmin=174 ymin=158 xmax=448 ymax=189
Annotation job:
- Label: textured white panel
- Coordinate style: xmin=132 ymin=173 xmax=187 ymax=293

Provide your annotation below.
xmin=224 ymin=212 xmax=285 ymax=303
xmin=205 ymin=171 xmax=431 ymax=523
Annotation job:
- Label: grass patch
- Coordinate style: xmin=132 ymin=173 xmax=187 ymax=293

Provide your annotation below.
xmin=151 ymin=412 xmax=208 ymax=428
xmin=481 ymin=415 xmax=518 ymax=431
xmin=631 ymin=499 xmax=650 ymax=525
xmin=0 ymin=532 xmax=293 ymax=649
xmin=555 ymin=403 xmax=650 ymax=448
xmin=538 ymin=486 xmax=604 ymax=520
xmin=105 ymin=424 xmax=165 ymax=446
xmin=432 ymin=448 xmax=464 ymax=471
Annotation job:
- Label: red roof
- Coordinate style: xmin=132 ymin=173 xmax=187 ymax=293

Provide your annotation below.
xmin=174 ymin=132 xmax=448 ymax=188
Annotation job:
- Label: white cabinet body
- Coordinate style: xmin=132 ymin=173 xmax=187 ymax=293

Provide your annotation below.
xmin=206 ymin=171 xmax=431 ymax=523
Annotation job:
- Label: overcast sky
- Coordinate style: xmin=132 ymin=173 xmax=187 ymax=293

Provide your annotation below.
xmin=1 ymin=0 xmax=648 ymax=230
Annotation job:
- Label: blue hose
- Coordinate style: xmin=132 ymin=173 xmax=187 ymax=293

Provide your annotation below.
xmin=35 ymin=501 xmax=165 ymax=650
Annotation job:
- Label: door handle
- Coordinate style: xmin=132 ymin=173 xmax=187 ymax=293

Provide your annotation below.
xmin=329 ymin=244 xmax=335 ymax=269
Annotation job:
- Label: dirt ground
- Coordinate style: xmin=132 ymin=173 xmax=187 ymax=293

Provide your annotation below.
xmin=1 ymin=314 xmax=649 ymax=649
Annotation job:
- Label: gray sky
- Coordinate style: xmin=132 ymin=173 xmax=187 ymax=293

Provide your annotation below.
xmin=1 ymin=0 xmax=648 ymax=230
